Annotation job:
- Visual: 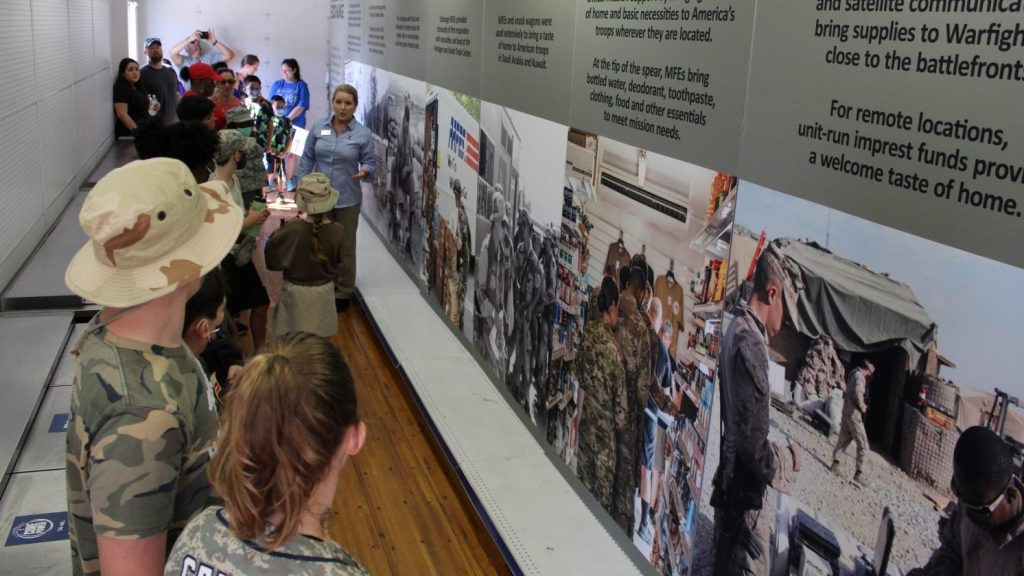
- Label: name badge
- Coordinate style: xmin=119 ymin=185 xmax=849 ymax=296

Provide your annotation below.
xmin=320 ymin=129 xmax=332 ymax=136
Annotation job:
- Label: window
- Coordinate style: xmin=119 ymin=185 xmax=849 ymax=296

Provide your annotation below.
xmin=127 ymin=1 xmax=138 ymax=61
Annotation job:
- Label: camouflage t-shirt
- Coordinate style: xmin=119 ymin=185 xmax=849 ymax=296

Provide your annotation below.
xmin=66 ymin=317 xmax=219 ymax=576
xmin=164 ymin=507 xmax=370 ymax=576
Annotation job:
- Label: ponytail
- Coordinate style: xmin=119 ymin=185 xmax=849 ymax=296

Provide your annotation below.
xmin=309 ymin=213 xmax=327 ymax=263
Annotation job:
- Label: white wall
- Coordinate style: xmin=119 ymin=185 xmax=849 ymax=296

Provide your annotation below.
xmin=0 ymin=0 xmax=125 ymax=292
xmin=137 ymin=0 xmax=332 ymax=123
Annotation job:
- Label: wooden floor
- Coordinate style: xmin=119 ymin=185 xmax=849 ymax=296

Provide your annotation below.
xmin=326 ymin=303 xmax=511 ymax=575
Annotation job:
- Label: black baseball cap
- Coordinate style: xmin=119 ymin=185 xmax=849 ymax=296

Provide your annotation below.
xmin=145 ymin=37 xmax=162 ymax=48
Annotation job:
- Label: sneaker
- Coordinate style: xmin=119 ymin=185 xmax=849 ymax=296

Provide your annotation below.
xmin=285 ymin=178 xmax=297 ymax=192
xmin=637 ymin=521 xmax=653 ymax=544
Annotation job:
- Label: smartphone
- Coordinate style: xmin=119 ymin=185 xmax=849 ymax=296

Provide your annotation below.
xmin=199 ymin=30 xmax=210 ymax=39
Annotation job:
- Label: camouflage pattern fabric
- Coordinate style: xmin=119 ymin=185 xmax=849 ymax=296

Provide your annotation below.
xmin=612 ymin=291 xmax=655 ymax=536
xmin=236 ymin=135 xmax=268 ymax=196
xmin=164 ymin=507 xmax=369 ymax=576
xmin=576 ymin=319 xmax=629 ymax=531
xmin=456 ymin=201 xmax=471 ymax=324
xmin=795 ymin=335 xmax=845 ymax=400
xmin=67 ymin=317 xmax=219 ymax=576
xmin=834 ymin=368 xmax=869 ymax=472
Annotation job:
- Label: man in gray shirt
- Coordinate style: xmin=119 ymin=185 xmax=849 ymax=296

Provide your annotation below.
xmin=139 ymin=38 xmax=178 ymax=125
xmin=169 ymin=29 xmax=236 ymax=68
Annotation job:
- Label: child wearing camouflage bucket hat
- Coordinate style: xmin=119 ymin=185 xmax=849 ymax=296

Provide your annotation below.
xmin=265 ymin=173 xmax=345 ymax=337
xmin=63 ymin=158 xmax=242 ymax=576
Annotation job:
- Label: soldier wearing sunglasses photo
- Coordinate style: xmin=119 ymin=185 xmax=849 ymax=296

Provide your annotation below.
xmin=908 ymin=426 xmax=1024 ymax=575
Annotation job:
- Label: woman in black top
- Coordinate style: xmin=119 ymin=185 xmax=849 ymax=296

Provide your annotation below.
xmin=113 ymin=58 xmax=155 ymax=138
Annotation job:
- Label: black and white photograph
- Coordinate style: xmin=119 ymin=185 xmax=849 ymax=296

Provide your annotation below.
xmin=472 ymin=103 xmax=566 ymax=407
xmin=358 ymin=69 xmax=427 ymax=273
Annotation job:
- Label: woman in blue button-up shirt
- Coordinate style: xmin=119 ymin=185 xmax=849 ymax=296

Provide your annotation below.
xmin=295 ymin=84 xmax=376 ymax=311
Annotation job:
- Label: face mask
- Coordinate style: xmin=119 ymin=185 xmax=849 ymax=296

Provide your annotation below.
xmin=274 ymin=108 xmax=285 ymax=117
xmin=248 ymin=87 xmax=261 ymax=98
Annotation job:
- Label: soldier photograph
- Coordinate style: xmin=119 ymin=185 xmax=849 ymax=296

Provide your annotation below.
xmin=351 ymin=67 xmax=426 ymax=273
xmin=472 ymin=103 xmax=565 ymax=417
xmin=557 ymin=131 xmax=738 ymax=572
xmin=691 ymin=181 xmax=1024 ymax=575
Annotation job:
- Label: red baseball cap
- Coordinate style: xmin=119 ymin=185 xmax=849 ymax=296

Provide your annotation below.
xmin=188 ymin=62 xmax=219 ymax=83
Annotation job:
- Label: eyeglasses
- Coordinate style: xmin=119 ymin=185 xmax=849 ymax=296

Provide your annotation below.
xmin=217 ymin=79 xmax=235 ymax=85
xmin=952 ymin=474 xmax=1017 ymax=518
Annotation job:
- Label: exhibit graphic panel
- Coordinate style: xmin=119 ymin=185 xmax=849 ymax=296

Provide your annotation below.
xmin=388 ymin=0 xmax=427 ymax=80
xmin=740 ymin=0 xmax=1024 ymax=269
xmin=426 ymin=0 xmax=483 ymax=97
xmin=364 ymin=0 xmax=390 ymax=69
xmin=346 ymin=0 xmax=367 ymax=63
xmin=569 ymin=0 xmax=756 ymax=173
xmin=328 ymin=0 xmax=347 ymax=92
xmin=472 ymin=102 xmax=567 ymax=394
xmin=422 ymin=85 xmax=481 ymax=337
xmin=480 ymin=0 xmax=576 ymax=124
xmin=557 ymin=129 xmax=735 ymax=572
xmin=359 ymin=69 xmax=428 ymax=277
xmin=707 ymin=180 xmax=1024 ymax=574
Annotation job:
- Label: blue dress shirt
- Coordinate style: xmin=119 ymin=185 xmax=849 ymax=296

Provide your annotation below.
xmin=296 ymin=117 xmax=376 ymax=209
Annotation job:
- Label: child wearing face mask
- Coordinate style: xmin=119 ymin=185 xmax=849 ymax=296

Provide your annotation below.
xmin=267 ymin=95 xmax=293 ymax=193
xmin=214 ymin=130 xmax=272 ymax=351
xmin=182 ymin=268 xmax=243 ymax=409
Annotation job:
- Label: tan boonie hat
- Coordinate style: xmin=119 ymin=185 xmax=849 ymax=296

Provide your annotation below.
xmin=216 ymin=130 xmax=246 ymax=164
xmin=296 ymin=173 xmax=339 ymax=215
xmin=65 ymin=158 xmax=243 ymax=308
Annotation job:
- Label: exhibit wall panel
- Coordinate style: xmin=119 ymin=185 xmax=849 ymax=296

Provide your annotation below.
xmin=425 ymin=0 xmax=483 ymax=97
xmin=388 ymin=0 xmax=426 ymax=80
xmin=328 ymin=0 xmax=347 ymax=92
xmin=568 ymin=0 xmax=757 ymax=173
xmin=480 ymin=0 xmax=576 ymax=124
xmin=739 ymin=0 xmax=1024 ymax=269
xmin=338 ymin=1 xmax=1024 ymax=574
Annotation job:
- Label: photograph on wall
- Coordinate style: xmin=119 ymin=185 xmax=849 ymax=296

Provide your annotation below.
xmin=551 ymin=128 xmax=737 ymax=574
xmin=359 ymin=69 xmax=428 ymax=274
xmin=471 ymin=103 xmax=566 ymax=394
xmin=422 ymin=85 xmax=480 ymax=336
xmin=691 ymin=181 xmax=1024 ymax=575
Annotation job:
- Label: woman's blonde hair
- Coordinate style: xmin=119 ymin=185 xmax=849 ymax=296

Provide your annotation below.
xmin=332 ymin=84 xmax=359 ymax=106
xmin=209 ymin=332 xmax=359 ymax=549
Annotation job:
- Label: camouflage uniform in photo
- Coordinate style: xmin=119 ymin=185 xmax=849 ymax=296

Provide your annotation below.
xmin=833 ymin=367 xmax=870 ymax=473
xmin=576 ymin=320 xmax=629 ymax=531
xmin=164 ymin=507 xmax=369 ymax=576
xmin=67 ymin=320 xmax=220 ymax=576
xmin=613 ymin=291 xmax=656 ymax=536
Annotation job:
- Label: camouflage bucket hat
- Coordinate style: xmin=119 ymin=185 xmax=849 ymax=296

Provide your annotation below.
xmin=65 ymin=158 xmax=243 ymax=307
xmin=216 ymin=130 xmax=246 ymax=164
xmin=296 ymin=173 xmax=339 ymax=215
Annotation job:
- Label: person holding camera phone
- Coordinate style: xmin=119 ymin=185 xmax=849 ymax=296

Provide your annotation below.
xmin=170 ymin=28 xmax=236 ymax=69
